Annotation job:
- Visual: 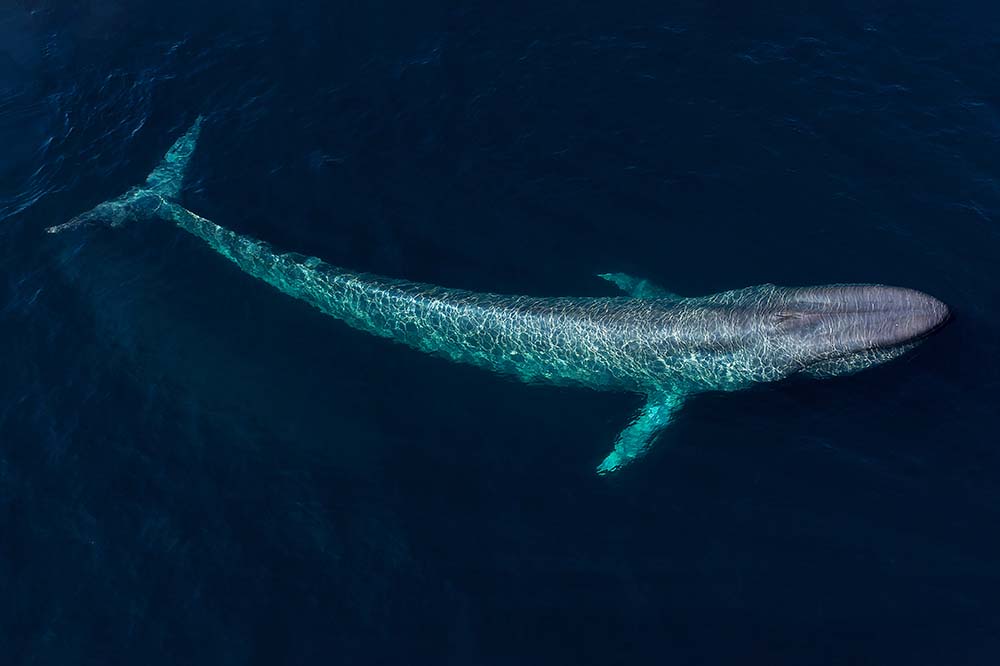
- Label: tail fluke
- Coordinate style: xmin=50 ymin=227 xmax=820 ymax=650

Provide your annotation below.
xmin=143 ymin=116 xmax=202 ymax=200
xmin=47 ymin=116 xmax=203 ymax=234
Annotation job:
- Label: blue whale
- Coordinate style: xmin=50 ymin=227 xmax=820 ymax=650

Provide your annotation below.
xmin=51 ymin=119 xmax=951 ymax=473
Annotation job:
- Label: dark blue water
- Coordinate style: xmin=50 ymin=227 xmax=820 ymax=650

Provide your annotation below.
xmin=2 ymin=1 xmax=999 ymax=663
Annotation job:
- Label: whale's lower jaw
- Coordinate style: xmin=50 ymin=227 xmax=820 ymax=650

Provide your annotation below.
xmin=801 ymin=343 xmax=917 ymax=379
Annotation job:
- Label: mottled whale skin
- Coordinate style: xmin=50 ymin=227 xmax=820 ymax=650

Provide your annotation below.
xmin=52 ymin=119 xmax=951 ymax=473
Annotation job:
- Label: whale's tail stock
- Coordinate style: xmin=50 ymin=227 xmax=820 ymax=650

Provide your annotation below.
xmin=47 ymin=116 xmax=203 ymax=234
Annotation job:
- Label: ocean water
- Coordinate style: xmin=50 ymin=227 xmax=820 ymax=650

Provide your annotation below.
xmin=2 ymin=1 xmax=999 ymax=664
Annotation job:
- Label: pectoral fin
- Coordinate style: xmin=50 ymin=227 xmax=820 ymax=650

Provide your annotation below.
xmin=597 ymin=393 xmax=685 ymax=475
xmin=597 ymin=272 xmax=682 ymax=299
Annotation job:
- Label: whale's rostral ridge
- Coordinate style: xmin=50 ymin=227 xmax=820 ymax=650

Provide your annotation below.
xmin=51 ymin=119 xmax=951 ymax=473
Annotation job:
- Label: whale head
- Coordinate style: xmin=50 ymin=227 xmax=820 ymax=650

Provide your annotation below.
xmin=763 ymin=284 xmax=951 ymax=378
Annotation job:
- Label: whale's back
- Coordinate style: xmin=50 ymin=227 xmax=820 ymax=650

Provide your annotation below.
xmin=324 ymin=276 xmax=680 ymax=390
